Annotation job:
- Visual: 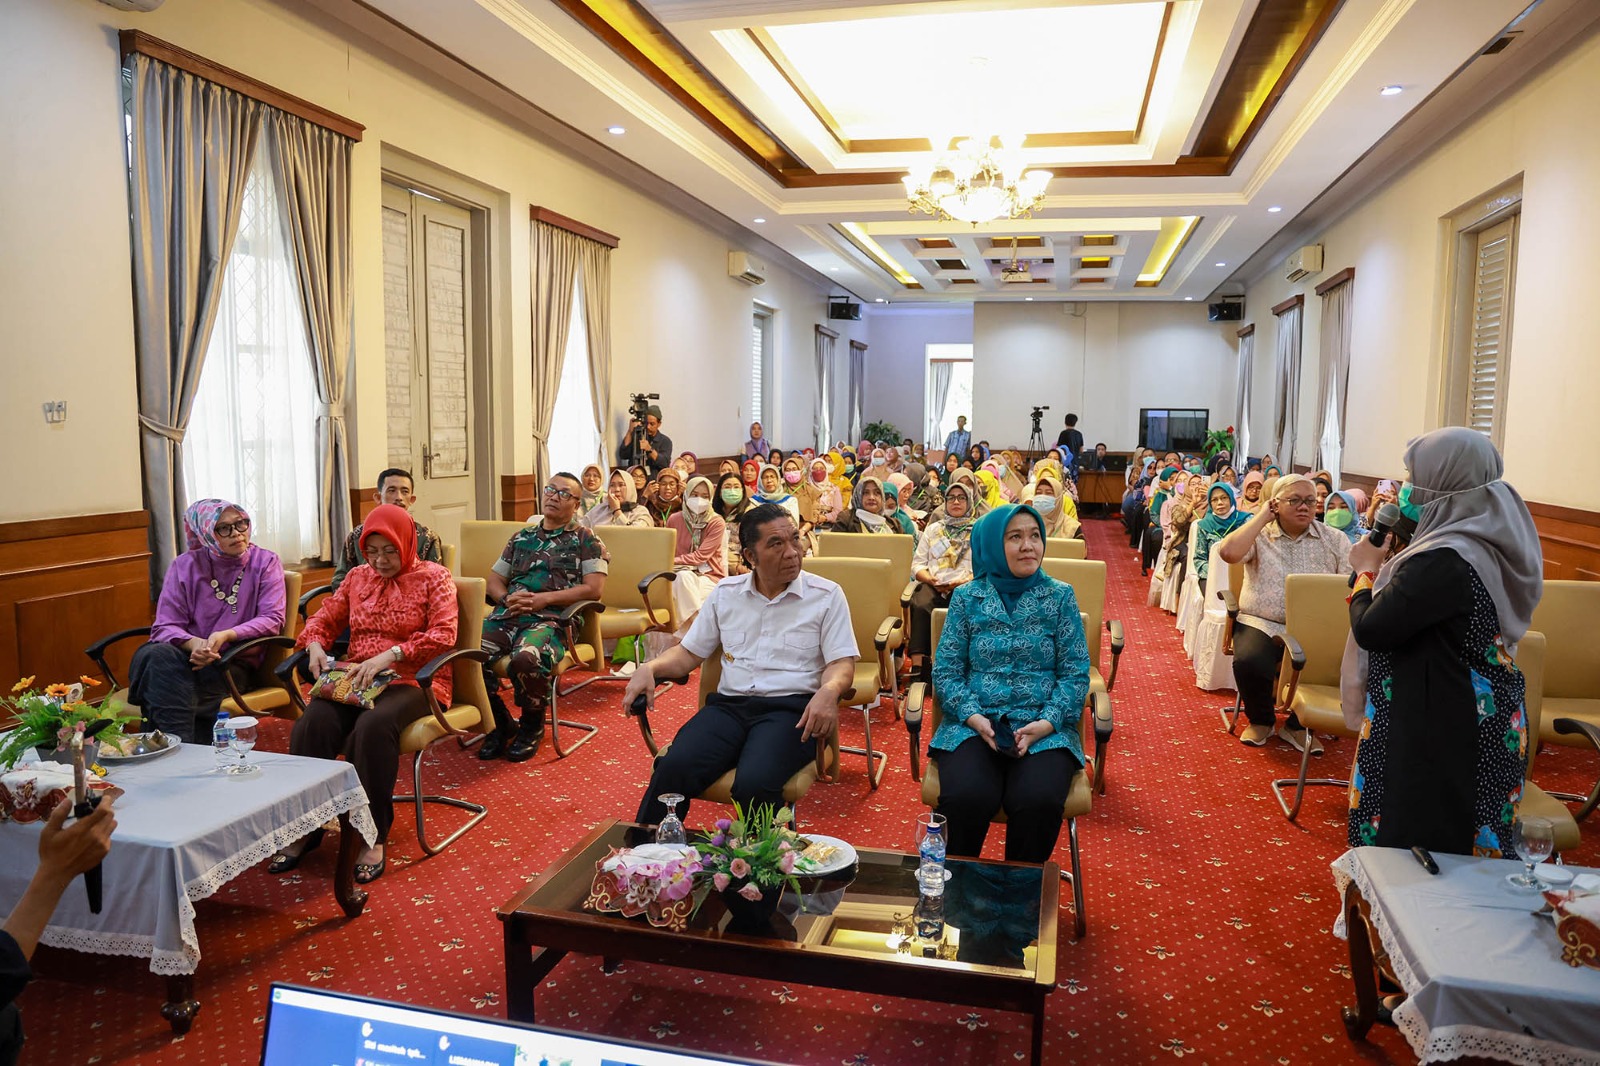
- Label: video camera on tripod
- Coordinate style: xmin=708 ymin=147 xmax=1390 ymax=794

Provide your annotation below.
xmin=629 ymin=391 xmax=660 ymax=427
xmin=1027 ymin=405 xmax=1050 ymax=453
xmin=1029 ymin=405 xmax=1050 ymax=430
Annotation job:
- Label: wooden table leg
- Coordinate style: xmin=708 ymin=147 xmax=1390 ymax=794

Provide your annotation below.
xmin=1030 ymin=994 xmax=1046 ymax=1065
xmin=1341 ymin=881 xmax=1380 ymax=1040
xmin=502 ymin=919 xmax=566 ymax=1024
xmin=161 ymin=974 xmax=200 ymax=1034
xmin=334 ymin=812 xmax=368 ymax=918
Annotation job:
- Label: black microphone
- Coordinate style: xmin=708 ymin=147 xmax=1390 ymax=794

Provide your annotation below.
xmin=1368 ymin=502 xmax=1415 ymax=548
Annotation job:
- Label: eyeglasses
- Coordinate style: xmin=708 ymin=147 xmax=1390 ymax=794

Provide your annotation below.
xmin=214 ymin=520 xmax=251 ymax=537
xmin=363 ymin=546 xmax=401 ymax=561
xmin=542 ymin=486 xmax=577 ymax=501
xmin=1281 ymin=496 xmax=1317 ymax=508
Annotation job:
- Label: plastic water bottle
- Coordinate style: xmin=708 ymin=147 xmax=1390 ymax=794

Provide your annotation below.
xmin=914 ymin=863 xmax=946 ymax=941
xmin=918 ymin=820 xmax=947 ymax=867
xmin=212 ymin=711 xmax=234 ymax=770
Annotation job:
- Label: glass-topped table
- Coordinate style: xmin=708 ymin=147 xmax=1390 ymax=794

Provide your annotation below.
xmin=496 ymin=820 xmax=1060 ymax=1063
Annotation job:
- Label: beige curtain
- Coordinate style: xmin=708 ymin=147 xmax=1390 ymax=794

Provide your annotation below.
xmin=814 ymin=325 xmax=838 ymax=449
xmin=1234 ymin=329 xmax=1254 ymax=464
xmin=1272 ymin=302 xmax=1303 ymax=469
xmin=580 ymin=244 xmax=613 ymax=472
xmin=265 ymin=111 xmax=355 ymax=559
xmin=846 ymin=341 xmax=867 ymax=445
xmin=531 ymin=223 xmax=585 ymax=485
xmin=127 ymin=55 xmax=263 ymax=577
xmin=1314 ymin=279 xmax=1355 ymax=484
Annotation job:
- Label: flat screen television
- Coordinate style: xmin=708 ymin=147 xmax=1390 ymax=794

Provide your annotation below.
xmin=1138 ymin=408 xmax=1209 ymax=453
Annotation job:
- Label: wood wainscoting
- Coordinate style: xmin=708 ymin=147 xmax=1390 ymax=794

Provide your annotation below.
xmin=0 ymin=511 xmax=154 ymax=687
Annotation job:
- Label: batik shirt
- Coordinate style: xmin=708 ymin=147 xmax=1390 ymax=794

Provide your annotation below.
xmin=486 ymin=520 xmax=609 ymax=625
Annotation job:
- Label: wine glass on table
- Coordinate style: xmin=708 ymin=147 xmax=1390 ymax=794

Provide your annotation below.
xmin=656 ymin=793 xmax=686 ymax=846
xmin=227 ymin=717 xmax=259 ymax=775
xmin=1507 ymin=815 xmax=1554 ymax=889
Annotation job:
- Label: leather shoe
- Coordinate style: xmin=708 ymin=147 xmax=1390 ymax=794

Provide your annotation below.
xmin=267 ymin=828 xmax=324 ymax=874
xmin=478 ymin=729 xmax=509 ymax=760
xmin=354 ymin=857 xmax=386 ymax=884
xmin=506 ymin=731 xmax=544 ymax=763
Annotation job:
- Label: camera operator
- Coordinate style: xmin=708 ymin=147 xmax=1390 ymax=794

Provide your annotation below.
xmin=619 ymin=403 xmax=673 ymax=477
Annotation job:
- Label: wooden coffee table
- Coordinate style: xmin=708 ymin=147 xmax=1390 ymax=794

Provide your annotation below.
xmin=497 ymin=820 xmax=1060 ymax=1064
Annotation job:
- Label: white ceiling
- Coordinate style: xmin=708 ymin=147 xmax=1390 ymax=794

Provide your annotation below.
xmin=343 ymin=0 xmax=1550 ymax=302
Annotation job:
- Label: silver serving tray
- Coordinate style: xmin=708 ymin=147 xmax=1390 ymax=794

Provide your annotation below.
xmin=98 ymin=732 xmax=181 ymax=764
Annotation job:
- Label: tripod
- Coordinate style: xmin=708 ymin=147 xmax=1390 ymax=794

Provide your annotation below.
xmin=1027 ymin=415 xmax=1046 ymax=456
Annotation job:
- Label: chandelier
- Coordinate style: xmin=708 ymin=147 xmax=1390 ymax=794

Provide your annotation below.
xmin=902 ymin=135 xmax=1052 ymax=225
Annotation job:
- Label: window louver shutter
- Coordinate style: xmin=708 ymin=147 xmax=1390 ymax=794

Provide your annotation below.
xmin=750 ymin=314 xmax=765 ymax=425
xmin=1467 ymin=217 xmax=1515 ymax=439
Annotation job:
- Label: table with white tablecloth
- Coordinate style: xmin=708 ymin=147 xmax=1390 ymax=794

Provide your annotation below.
xmin=0 ymin=744 xmax=375 ymax=1031
xmin=1333 ymin=846 xmax=1600 ymax=1065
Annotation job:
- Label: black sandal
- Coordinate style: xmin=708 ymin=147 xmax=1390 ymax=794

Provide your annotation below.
xmin=267 ymin=828 xmax=324 ymax=874
xmin=353 ymin=857 xmax=386 ymax=884
xmin=1375 ymin=994 xmax=1406 ymax=1027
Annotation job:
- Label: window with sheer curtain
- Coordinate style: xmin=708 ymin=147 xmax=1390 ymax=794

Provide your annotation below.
xmin=547 ymin=278 xmax=602 ymax=479
xmin=183 ymin=146 xmax=323 ymax=563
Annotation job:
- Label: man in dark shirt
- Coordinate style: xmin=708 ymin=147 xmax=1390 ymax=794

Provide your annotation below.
xmin=330 ymin=468 xmax=444 ymax=591
xmin=618 ymin=405 xmax=674 ymax=477
xmin=1055 ymin=413 xmax=1085 ymax=455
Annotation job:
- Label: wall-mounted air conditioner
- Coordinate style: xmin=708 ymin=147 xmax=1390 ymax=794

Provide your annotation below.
xmin=1284 ymin=244 xmax=1323 ymax=282
xmin=728 ymin=251 xmax=768 ymax=285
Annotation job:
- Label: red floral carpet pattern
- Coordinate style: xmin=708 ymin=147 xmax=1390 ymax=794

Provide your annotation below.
xmin=20 ymin=521 xmax=1598 ymax=1065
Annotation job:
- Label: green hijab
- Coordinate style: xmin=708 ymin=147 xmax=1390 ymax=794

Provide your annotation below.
xmin=971 ymin=503 xmax=1051 ymax=612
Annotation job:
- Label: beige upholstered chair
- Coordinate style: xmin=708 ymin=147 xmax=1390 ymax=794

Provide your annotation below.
xmin=1517 ymin=632 xmax=1582 ymax=852
xmin=1272 ymin=574 xmax=1358 ymax=820
xmin=814 ymin=530 xmax=918 ymax=647
xmin=1040 ymin=558 xmax=1126 ymax=699
xmin=902 ymin=608 xmax=1112 ymax=939
xmin=1528 ymin=581 xmax=1600 ymax=820
xmin=1044 ymin=537 xmax=1088 ymax=560
xmin=560 ymin=524 xmax=677 ymax=691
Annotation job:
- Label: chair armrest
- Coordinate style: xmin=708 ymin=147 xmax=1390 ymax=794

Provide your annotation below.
xmin=626 ymin=694 xmax=661 ymax=757
xmin=1104 ymin=619 xmax=1125 ymax=692
xmin=637 ymin=570 xmax=677 ymax=630
xmin=415 ymin=648 xmax=492 ymax=738
xmin=1274 ymin=632 xmax=1308 ymax=711
xmin=84 ymin=626 xmax=153 ymax=690
xmin=217 ymin=635 xmax=299 ymax=717
xmin=873 ymin=616 xmax=902 ymax=652
xmin=298 ymin=584 xmax=332 ymax=620
xmin=1551 ymin=717 xmax=1600 ymax=821
xmin=273 ymin=648 xmax=314 ymax=715
xmin=555 ymin=599 xmax=607 ymax=671
xmin=1089 ymin=689 xmax=1112 ymax=795
xmin=904 ymin=681 xmax=926 ymax=782
xmin=900 ymin=579 xmax=917 ymax=609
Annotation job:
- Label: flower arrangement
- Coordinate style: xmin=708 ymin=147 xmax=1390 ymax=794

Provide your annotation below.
xmin=584 ymin=843 xmax=704 ymax=931
xmin=0 ymin=677 xmax=138 ymax=770
xmin=613 ymin=847 xmax=703 ymax=909
xmin=1202 ymin=425 xmax=1237 ymax=460
xmin=697 ymin=801 xmax=804 ymax=904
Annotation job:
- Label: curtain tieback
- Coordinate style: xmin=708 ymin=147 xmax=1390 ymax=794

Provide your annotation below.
xmin=530 ymin=429 xmax=549 ymax=444
xmin=138 ymin=415 xmax=186 ymax=444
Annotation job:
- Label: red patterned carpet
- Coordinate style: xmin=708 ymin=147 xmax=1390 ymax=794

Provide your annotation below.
xmin=19 ymin=519 xmax=1599 ymax=1065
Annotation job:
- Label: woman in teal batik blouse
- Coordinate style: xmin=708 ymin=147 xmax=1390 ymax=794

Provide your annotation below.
xmin=930 ymin=503 xmax=1091 ymax=863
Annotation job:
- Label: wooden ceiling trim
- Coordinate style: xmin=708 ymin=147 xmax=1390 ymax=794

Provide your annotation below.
xmin=1271 ymin=293 xmax=1305 ymax=315
xmin=531 ymin=206 xmax=621 ymax=248
xmin=1133 ymin=3 xmax=1176 ymax=138
xmin=1314 ymin=265 xmax=1355 ymax=295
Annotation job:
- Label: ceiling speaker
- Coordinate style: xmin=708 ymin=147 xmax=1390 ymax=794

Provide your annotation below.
xmin=1207 ymin=301 xmax=1244 ymax=322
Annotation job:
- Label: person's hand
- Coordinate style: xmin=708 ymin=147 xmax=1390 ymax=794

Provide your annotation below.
xmin=187 ymin=638 xmax=219 ymax=668
xmin=1014 ymin=720 xmax=1055 ymax=755
xmin=306 ymin=641 xmax=332 ymax=679
xmin=1348 ymin=533 xmax=1390 ymax=577
xmin=503 ymin=590 xmax=545 ymax=615
xmin=966 ymin=713 xmax=998 ymax=751
xmin=796 ymin=689 xmax=839 ymax=744
xmin=344 ymin=651 xmax=394 ymax=692
xmin=622 ymin=661 xmax=655 ymax=713
xmin=204 ymin=630 xmax=237 ymax=658
xmin=38 ymin=796 xmax=115 ymax=883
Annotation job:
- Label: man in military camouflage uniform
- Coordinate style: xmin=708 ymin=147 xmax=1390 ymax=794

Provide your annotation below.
xmin=479 ymin=471 xmax=608 ymax=761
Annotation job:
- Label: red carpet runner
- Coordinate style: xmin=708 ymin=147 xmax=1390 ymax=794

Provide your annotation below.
xmin=20 ymin=519 xmax=1598 ymax=1064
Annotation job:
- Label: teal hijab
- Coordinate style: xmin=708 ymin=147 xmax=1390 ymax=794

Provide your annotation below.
xmin=1196 ymin=482 xmax=1249 ymax=538
xmin=971 ymin=504 xmax=1051 ymax=611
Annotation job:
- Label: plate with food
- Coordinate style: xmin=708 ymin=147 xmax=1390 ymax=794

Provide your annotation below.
xmin=99 ymin=731 xmax=181 ymax=764
xmin=793 ymin=834 xmax=857 ymax=877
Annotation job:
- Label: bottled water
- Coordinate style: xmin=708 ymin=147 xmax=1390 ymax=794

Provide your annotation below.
xmin=914 ymin=863 xmax=945 ymax=941
xmin=918 ymin=820 xmax=946 ymax=867
xmin=212 ymin=712 xmax=234 ymax=770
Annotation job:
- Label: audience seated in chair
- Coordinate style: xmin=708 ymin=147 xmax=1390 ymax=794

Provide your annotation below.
xmin=126 ymin=498 xmax=286 ymax=743
xmin=280 ymin=504 xmax=457 ymax=883
xmin=623 ymin=503 xmax=857 ymax=826
xmin=827 ymin=475 xmax=894 ymax=535
xmin=478 ymin=472 xmax=609 ymax=763
xmin=881 ymin=478 xmax=919 ymax=539
xmin=1323 ymin=490 xmax=1368 ymax=543
xmin=751 ymin=464 xmax=800 ymax=526
xmin=331 ymin=469 xmax=444 ymax=593
xmin=1237 ymin=471 xmax=1266 ymax=515
xmin=644 ymin=467 xmax=684 ymax=527
xmin=578 ymin=464 xmax=606 ymax=514
xmin=796 ymin=457 xmax=843 ymax=530
xmin=1023 ymin=472 xmax=1081 ymax=539
xmin=926 ymin=503 xmax=1091 ymax=864
xmin=909 ymin=478 xmax=981 ymax=685
xmin=584 ymin=468 xmax=655 ymax=529
xmin=663 ymin=476 xmax=726 ymax=635
xmin=1218 ymin=473 xmax=1351 ymax=751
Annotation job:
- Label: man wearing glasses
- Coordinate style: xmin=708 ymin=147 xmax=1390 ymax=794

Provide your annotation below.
xmin=330 ymin=468 xmax=445 ymax=592
xmin=479 ymin=472 xmax=608 ymax=761
xmin=1218 ymin=473 xmax=1351 ymax=751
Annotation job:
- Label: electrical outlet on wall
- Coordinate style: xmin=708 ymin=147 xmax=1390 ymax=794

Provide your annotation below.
xmin=41 ymin=401 xmax=67 ymax=425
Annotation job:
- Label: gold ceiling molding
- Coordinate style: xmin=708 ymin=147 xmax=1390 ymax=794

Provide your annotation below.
xmin=550 ymin=0 xmax=1347 ymax=188
xmin=1134 ymin=215 xmax=1200 ymax=286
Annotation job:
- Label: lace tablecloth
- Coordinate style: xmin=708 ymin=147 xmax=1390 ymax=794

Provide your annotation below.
xmin=1332 ymin=847 xmax=1600 ymax=1065
xmin=0 ymin=744 xmax=375 ymax=975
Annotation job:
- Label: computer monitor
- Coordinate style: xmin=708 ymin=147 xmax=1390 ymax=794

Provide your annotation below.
xmin=261 ymin=983 xmax=790 ymax=1066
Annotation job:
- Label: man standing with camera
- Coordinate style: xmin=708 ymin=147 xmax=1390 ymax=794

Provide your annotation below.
xmin=619 ymin=403 xmax=673 ymax=477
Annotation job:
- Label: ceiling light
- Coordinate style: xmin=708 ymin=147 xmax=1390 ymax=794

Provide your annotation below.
xmin=606 ymin=125 xmax=626 ymax=135
xmin=903 ymin=135 xmax=1050 ymax=225
xmin=1380 ymin=85 xmax=1403 ymax=96
xmin=874 ymin=298 xmax=885 ymax=303
xmin=753 ymin=217 xmax=766 ymax=224
xmin=1024 ymin=297 xmax=1034 ymax=301
xmin=829 ymin=267 xmax=839 ymax=272
xmin=1268 ymin=206 xmax=1283 ymax=213
xmin=1184 ymin=296 xmax=1193 ymax=301
xmin=1215 ymin=261 xmax=1227 ymax=268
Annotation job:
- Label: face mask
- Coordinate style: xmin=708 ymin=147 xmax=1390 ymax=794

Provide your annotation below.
xmin=720 ymin=488 xmax=743 ymax=505
xmin=1397 ymin=482 xmax=1423 ymax=523
xmin=996 ymin=463 xmax=1009 ymax=477
xmin=872 ymin=456 xmax=887 ymax=467
xmin=1325 ymin=508 xmax=1353 ymax=530
xmin=844 ymin=463 xmax=855 ymax=474
xmin=784 ymin=470 xmax=802 ymax=485
xmin=685 ymin=497 xmax=710 ymax=515
xmin=899 ymin=445 xmax=911 ymax=456
xmin=810 ymin=469 xmax=826 ymax=483
xmin=1188 ymin=464 xmax=1203 ymax=475
xmin=1033 ymin=495 xmax=1058 ymax=515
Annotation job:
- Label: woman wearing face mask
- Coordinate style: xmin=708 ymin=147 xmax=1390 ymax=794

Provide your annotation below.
xmin=671 ymin=453 xmax=696 ymax=481
xmin=584 ymin=468 xmax=655 ymax=528
xmin=1023 ymin=472 xmax=1081 ymax=539
xmin=664 ymin=476 xmax=727 ymax=631
xmin=837 ymin=449 xmax=859 ymax=486
xmin=867 ymin=447 xmax=891 ymax=476
xmin=126 ymin=498 xmax=287 ymax=743
xmin=1142 ymin=466 xmax=1181 ymax=577
xmin=979 ymin=459 xmax=1014 ymax=503
xmin=1322 ymin=490 xmax=1368 ymax=543
xmin=1342 ymin=428 xmax=1542 ymax=859
xmin=645 ymin=467 xmax=684 ymax=525
xmin=1236 ymin=471 xmax=1266 ymax=514
xmin=579 ymin=464 xmax=606 ymax=513
xmin=882 ymin=476 xmax=919 ymax=538
xmin=826 ymin=475 xmax=895 ymax=534
xmin=974 ymin=468 xmax=1005 ymax=509
xmin=752 ymin=463 xmax=801 ymax=525
xmin=908 ymin=477 xmax=982 ymax=682
xmin=796 ymin=456 xmax=843 ymax=529
xmin=713 ymin=472 xmax=751 ymax=575
xmin=1192 ymin=483 xmax=1249 ymax=582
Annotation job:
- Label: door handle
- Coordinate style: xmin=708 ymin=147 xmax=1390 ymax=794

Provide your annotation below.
xmin=421 ymin=444 xmax=433 ymax=479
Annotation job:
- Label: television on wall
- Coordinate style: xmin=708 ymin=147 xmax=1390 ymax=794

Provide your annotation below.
xmin=1139 ymin=408 xmax=1209 ymax=453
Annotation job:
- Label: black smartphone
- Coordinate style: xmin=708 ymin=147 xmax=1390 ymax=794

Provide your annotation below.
xmin=991 ymin=717 xmax=1020 ymax=757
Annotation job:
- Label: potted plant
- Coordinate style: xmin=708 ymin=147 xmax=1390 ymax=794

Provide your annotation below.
xmin=0 ymin=677 xmax=138 ymax=770
xmin=696 ymin=801 xmax=805 ymax=935
xmin=860 ymin=420 xmax=901 ymax=446
xmin=1202 ymin=425 xmax=1237 ymax=460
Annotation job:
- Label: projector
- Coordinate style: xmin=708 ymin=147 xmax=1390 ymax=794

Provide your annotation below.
xmin=1001 ymin=265 xmax=1033 ymax=283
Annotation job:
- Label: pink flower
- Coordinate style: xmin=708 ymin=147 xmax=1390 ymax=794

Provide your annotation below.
xmin=780 ymin=851 xmax=797 ymax=874
xmin=712 ymin=872 xmax=731 ymax=892
xmin=729 ymin=858 xmax=750 ymax=878
xmin=778 ymin=840 xmax=793 ymax=852
xmin=738 ymin=882 xmax=764 ymax=901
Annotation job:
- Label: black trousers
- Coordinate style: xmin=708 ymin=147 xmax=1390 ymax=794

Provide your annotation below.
xmin=908 ymin=582 xmax=951 ymax=660
xmin=933 ymin=737 xmax=1080 ymax=864
xmin=289 ymin=685 xmax=432 ymax=843
xmin=1141 ymin=522 xmax=1164 ymax=572
xmin=636 ymin=693 xmax=817 ymax=825
xmin=127 ymin=641 xmax=253 ymax=744
xmin=1121 ymin=497 xmax=1146 ymax=545
xmin=1231 ymin=621 xmax=1303 ymax=730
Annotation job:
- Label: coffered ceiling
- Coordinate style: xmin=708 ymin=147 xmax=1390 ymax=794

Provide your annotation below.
xmin=347 ymin=0 xmax=1552 ymax=302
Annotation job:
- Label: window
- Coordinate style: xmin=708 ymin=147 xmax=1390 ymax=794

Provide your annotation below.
xmin=751 ymin=306 xmax=773 ymax=426
xmin=547 ymin=278 xmax=602 ymax=478
xmin=1441 ymin=180 xmax=1521 ymax=446
xmin=926 ymin=343 xmax=973 ymax=446
xmin=183 ymin=145 xmax=323 ymax=563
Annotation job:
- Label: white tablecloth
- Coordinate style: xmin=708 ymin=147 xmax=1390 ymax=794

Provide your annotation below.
xmin=1332 ymin=847 xmax=1600 ymax=1066
xmin=0 ymin=744 xmax=375 ymax=975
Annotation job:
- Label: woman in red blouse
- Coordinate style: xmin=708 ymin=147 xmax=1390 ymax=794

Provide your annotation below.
xmin=272 ymin=504 xmax=457 ymax=883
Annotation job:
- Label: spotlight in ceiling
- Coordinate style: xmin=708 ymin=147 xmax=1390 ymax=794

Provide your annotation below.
xmin=874 ymin=298 xmax=885 ymax=303
xmin=1215 ymin=261 xmax=1227 ymax=268
xmin=753 ymin=217 xmax=766 ymax=224
xmin=1268 ymin=205 xmax=1283 ymax=213
xmin=1024 ymin=297 xmax=1034 ymax=301
xmin=1184 ymin=296 xmax=1194 ymax=301
xmin=1379 ymin=85 xmax=1404 ymax=96
xmin=606 ymin=125 xmax=626 ymax=135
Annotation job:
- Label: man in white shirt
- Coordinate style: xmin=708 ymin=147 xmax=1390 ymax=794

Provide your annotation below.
xmin=622 ymin=503 xmax=858 ymax=825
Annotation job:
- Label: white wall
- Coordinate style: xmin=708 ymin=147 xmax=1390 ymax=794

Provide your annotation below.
xmin=971 ymin=302 xmax=1238 ymax=451
xmin=1241 ymin=28 xmax=1600 ymax=509
xmin=0 ymin=0 xmax=851 ymax=524
xmin=860 ymin=306 xmax=973 ymax=445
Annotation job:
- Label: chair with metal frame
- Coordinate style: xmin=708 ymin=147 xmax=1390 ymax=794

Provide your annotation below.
xmin=1269 ymin=574 xmax=1358 ymax=821
xmin=902 ymin=608 xmax=1112 ymax=939
xmin=274 ymin=576 xmax=491 ymax=856
xmin=1516 ymin=631 xmax=1581 ymax=853
xmin=1528 ymin=581 xmax=1600 ymax=821
xmin=558 ymin=524 xmax=678 ymax=695
xmin=814 ymin=531 xmax=915 ymax=670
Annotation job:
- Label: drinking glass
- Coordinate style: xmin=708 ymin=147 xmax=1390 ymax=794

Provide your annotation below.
xmin=1507 ymin=816 xmax=1554 ymax=888
xmin=227 ymin=717 xmax=259 ymax=775
xmin=656 ymin=793 xmax=686 ymax=846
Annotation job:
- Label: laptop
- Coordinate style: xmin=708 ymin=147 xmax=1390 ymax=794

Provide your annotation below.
xmin=261 ymin=983 xmax=789 ymax=1066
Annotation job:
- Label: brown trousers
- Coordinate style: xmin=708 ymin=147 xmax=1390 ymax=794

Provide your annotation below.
xmin=289 ymin=685 xmax=431 ymax=843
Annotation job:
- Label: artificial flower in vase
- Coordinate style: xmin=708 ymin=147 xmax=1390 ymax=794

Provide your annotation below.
xmin=0 ymin=677 xmax=138 ymax=769
xmin=696 ymin=801 xmax=804 ymax=936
